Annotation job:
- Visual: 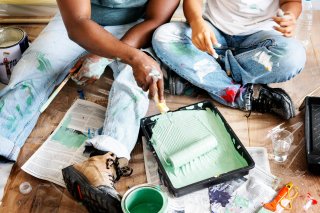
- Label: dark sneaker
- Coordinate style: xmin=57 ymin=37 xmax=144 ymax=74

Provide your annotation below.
xmin=161 ymin=63 xmax=201 ymax=96
xmin=244 ymin=84 xmax=295 ymax=120
xmin=62 ymin=152 xmax=132 ymax=213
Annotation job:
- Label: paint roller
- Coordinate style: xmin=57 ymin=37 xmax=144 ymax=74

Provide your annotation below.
xmin=167 ymin=135 xmax=218 ymax=168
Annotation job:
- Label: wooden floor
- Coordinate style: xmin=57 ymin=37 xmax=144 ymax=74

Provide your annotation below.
xmin=1 ymin=11 xmax=320 ymax=213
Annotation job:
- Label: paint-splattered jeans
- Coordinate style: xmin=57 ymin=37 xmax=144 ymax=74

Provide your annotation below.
xmin=0 ymin=13 xmax=149 ymax=161
xmin=152 ymin=22 xmax=306 ymax=108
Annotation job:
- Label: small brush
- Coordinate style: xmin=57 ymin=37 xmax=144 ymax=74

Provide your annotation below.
xmin=149 ymin=68 xmax=172 ymax=122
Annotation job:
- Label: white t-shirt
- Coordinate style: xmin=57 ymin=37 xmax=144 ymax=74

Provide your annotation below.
xmin=203 ymin=0 xmax=279 ymax=35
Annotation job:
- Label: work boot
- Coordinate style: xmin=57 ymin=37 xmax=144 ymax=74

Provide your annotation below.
xmin=244 ymin=84 xmax=295 ymax=120
xmin=62 ymin=152 xmax=132 ymax=213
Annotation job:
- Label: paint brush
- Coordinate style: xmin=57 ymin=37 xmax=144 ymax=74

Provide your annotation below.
xmin=149 ymin=68 xmax=171 ymax=122
xmin=40 ymin=73 xmax=72 ymax=113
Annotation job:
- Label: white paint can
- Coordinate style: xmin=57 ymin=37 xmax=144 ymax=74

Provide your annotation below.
xmin=0 ymin=27 xmax=29 ymax=84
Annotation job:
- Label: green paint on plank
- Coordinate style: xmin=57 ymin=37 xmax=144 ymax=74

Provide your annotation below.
xmin=37 ymin=53 xmax=52 ymax=72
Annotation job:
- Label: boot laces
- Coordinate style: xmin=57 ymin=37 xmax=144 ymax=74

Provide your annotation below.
xmin=105 ymin=157 xmax=133 ymax=184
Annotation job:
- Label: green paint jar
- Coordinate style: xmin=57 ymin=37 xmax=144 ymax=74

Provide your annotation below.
xmin=121 ymin=184 xmax=168 ymax=213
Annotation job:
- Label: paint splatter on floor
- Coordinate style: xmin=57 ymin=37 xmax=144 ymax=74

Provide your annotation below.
xmin=37 ymin=53 xmax=52 ymax=72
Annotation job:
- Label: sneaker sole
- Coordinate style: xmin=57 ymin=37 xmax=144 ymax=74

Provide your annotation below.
xmin=272 ymin=87 xmax=295 ymax=119
xmin=62 ymin=166 xmax=122 ymax=213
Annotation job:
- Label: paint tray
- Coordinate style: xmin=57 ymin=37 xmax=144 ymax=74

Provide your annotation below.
xmin=140 ymin=101 xmax=255 ymax=197
xmin=305 ymin=96 xmax=320 ymax=174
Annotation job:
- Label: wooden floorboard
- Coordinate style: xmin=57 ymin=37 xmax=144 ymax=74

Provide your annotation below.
xmin=1 ymin=11 xmax=320 ymax=213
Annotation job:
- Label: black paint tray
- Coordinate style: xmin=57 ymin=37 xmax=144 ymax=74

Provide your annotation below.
xmin=140 ymin=101 xmax=255 ymax=197
xmin=305 ymin=96 xmax=320 ymax=174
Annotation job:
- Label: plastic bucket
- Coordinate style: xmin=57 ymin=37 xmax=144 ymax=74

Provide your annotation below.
xmin=0 ymin=27 xmax=29 ymax=84
xmin=121 ymin=184 xmax=168 ymax=213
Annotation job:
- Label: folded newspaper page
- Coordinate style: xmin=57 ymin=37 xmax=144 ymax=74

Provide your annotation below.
xmin=22 ymin=99 xmax=106 ymax=187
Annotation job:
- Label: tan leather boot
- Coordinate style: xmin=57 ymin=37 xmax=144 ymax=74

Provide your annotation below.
xmin=62 ymin=152 xmax=132 ymax=213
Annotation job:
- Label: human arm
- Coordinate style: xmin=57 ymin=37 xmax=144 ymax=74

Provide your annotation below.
xmin=273 ymin=0 xmax=302 ymax=37
xmin=121 ymin=0 xmax=180 ymax=48
xmin=56 ymin=0 xmax=178 ymax=100
xmin=183 ymin=0 xmax=219 ymax=57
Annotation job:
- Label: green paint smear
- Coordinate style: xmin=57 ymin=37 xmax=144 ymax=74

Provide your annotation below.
xmin=0 ymin=99 xmax=4 ymax=113
xmin=16 ymin=105 xmax=23 ymax=117
xmin=234 ymin=195 xmax=249 ymax=208
xmin=6 ymin=115 xmax=17 ymax=131
xmin=52 ymin=127 xmax=87 ymax=148
xmin=20 ymin=82 xmax=34 ymax=106
xmin=51 ymin=115 xmax=87 ymax=148
xmin=26 ymin=96 xmax=33 ymax=106
xmin=150 ymin=109 xmax=248 ymax=188
xmin=169 ymin=42 xmax=198 ymax=58
xmin=37 ymin=53 xmax=52 ymax=72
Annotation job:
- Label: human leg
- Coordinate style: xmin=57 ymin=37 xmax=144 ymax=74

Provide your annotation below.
xmin=152 ymin=22 xmax=246 ymax=108
xmin=0 ymin=13 xmax=85 ymax=161
xmin=62 ymin=23 xmax=150 ymax=212
xmin=230 ymin=30 xmax=306 ymax=85
xmin=86 ymin=61 xmax=149 ymax=160
xmin=230 ymin=31 xmax=306 ymax=119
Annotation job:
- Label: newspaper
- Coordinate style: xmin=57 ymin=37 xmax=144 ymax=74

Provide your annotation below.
xmin=142 ymin=137 xmax=281 ymax=213
xmin=0 ymin=161 xmax=14 ymax=203
xmin=22 ymin=99 xmax=106 ymax=187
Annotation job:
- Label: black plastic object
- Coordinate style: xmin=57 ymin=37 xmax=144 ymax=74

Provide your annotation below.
xmin=140 ymin=101 xmax=255 ymax=197
xmin=305 ymin=96 xmax=320 ymax=174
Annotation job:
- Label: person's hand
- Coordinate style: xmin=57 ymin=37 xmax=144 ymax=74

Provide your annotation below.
xmin=190 ymin=19 xmax=219 ymax=58
xmin=273 ymin=12 xmax=297 ymax=37
xmin=130 ymin=51 xmax=164 ymax=101
xmin=70 ymin=54 xmax=112 ymax=85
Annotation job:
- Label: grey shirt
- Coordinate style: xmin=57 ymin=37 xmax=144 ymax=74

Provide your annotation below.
xmin=91 ymin=0 xmax=148 ymax=26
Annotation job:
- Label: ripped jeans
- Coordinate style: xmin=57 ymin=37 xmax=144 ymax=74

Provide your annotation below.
xmin=152 ymin=22 xmax=306 ymax=108
xmin=0 ymin=13 xmax=148 ymax=161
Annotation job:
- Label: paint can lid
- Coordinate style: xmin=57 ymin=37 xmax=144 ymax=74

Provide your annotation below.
xmin=19 ymin=182 xmax=32 ymax=194
xmin=0 ymin=27 xmax=25 ymax=48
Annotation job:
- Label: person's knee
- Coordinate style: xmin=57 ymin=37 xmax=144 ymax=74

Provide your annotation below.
xmin=152 ymin=22 xmax=188 ymax=49
xmin=275 ymin=38 xmax=306 ymax=80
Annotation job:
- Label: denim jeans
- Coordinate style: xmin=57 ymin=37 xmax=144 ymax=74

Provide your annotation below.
xmin=152 ymin=22 xmax=306 ymax=108
xmin=0 ymin=13 xmax=149 ymax=161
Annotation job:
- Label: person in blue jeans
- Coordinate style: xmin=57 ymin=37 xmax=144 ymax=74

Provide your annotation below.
xmin=0 ymin=0 xmax=179 ymax=212
xmin=153 ymin=0 xmax=306 ymax=120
